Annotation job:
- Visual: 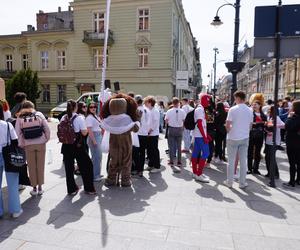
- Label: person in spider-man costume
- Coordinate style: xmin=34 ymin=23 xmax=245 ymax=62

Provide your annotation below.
xmin=191 ymin=93 xmax=212 ymax=183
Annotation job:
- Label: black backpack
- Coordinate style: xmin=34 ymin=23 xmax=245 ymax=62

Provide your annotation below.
xmin=184 ymin=109 xmax=196 ymax=130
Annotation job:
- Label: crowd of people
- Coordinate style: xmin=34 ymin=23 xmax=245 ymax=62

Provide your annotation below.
xmin=0 ymin=90 xmax=300 ymax=219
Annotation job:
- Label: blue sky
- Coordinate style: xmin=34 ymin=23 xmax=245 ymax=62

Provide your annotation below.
xmin=1 ymin=0 xmax=299 ymax=86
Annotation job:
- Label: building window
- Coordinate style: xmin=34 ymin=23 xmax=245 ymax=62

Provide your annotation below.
xmin=5 ymin=54 xmax=13 ymax=71
xmin=57 ymin=84 xmax=66 ymax=103
xmin=94 ymin=12 xmax=105 ymax=33
xmin=42 ymin=84 xmax=50 ymax=103
xmin=40 ymin=51 xmax=49 ymax=70
xmin=57 ymin=50 xmax=66 ymax=70
xmin=138 ymin=9 xmax=149 ymax=31
xmin=138 ymin=47 xmax=149 ymax=68
xmin=93 ymin=48 xmax=108 ymax=70
xmin=22 ymin=54 xmax=29 ymax=70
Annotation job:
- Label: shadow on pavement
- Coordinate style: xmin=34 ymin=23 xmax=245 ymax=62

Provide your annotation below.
xmin=0 ymin=196 xmax=42 ymax=244
xmin=98 ymin=172 xmax=168 ymax=247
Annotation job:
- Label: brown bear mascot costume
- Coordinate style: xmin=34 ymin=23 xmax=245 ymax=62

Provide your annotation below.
xmin=101 ymin=93 xmax=140 ymax=187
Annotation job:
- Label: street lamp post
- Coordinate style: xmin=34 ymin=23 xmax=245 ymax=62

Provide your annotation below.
xmin=211 ymin=0 xmax=245 ymax=105
xmin=213 ymin=48 xmax=219 ymax=102
xmin=294 ymin=58 xmax=298 ymax=99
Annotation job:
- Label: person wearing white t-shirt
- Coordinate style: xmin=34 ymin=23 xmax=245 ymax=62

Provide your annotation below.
xmin=60 ymin=100 xmax=96 ymax=195
xmin=86 ymin=102 xmax=103 ymax=182
xmin=191 ymin=94 xmax=212 ymax=183
xmin=182 ymin=98 xmax=193 ymax=153
xmin=133 ymin=96 xmax=150 ymax=176
xmin=225 ymin=91 xmax=253 ymax=188
xmin=144 ymin=96 xmax=161 ymax=173
xmin=0 ymin=103 xmax=23 ymax=218
xmin=165 ymin=97 xmax=186 ymax=169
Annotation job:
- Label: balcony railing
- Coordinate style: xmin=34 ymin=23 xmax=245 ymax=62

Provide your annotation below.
xmin=83 ymin=30 xmax=114 ymax=46
xmin=0 ymin=70 xmax=16 ymax=79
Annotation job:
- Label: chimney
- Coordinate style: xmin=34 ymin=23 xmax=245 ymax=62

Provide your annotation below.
xmin=58 ymin=7 xmax=61 ymax=13
xmin=68 ymin=6 xmax=72 ymax=12
xmin=27 ymin=25 xmax=32 ymax=31
xmin=39 ymin=10 xmax=44 ymax=14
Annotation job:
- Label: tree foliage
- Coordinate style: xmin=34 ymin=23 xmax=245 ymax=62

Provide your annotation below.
xmin=5 ymin=69 xmax=41 ymax=107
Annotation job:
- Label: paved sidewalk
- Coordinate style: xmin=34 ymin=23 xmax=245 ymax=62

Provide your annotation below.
xmin=1 ymin=122 xmax=300 ymax=250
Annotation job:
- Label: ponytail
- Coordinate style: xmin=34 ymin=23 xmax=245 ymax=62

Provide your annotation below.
xmin=67 ymin=100 xmax=77 ymax=118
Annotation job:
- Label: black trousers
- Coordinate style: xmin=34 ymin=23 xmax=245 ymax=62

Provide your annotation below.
xmin=132 ymin=146 xmax=140 ymax=172
xmin=215 ymin=132 xmax=226 ymax=160
xmin=147 ymin=136 xmax=161 ymax=169
xmin=287 ymin=145 xmax=300 ymax=185
xmin=132 ymin=135 xmax=148 ymax=172
xmin=265 ymin=144 xmax=279 ymax=177
xmin=280 ymin=129 xmax=286 ymax=143
xmin=207 ymin=132 xmax=215 ymax=163
xmin=62 ymin=144 xmax=95 ymax=194
xmin=248 ymin=135 xmax=264 ymax=171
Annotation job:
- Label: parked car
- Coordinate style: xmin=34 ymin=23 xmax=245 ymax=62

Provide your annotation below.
xmin=77 ymin=92 xmax=101 ymax=104
xmin=50 ymin=102 xmax=67 ymax=119
xmin=49 ymin=92 xmax=101 ymax=118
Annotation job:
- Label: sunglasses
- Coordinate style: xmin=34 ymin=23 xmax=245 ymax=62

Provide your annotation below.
xmin=82 ymin=105 xmax=87 ymax=108
xmin=89 ymin=106 xmax=97 ymax=109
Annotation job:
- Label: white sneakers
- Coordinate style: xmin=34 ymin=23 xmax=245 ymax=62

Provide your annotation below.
xmin=150 ymin=168 xmax=162 ymax=173
xmin=12 ymin=209 xmax=23 ymax=218
xmin=94 ymin=176 xmax=104 ymax=182
xmin=239 ymin=183 xmax=248 ymax=189
xmin=223 ymin=180 xmax=233 ymax=188
xmin=214 ymin=158 xmax=221 ymax=164
xmin=193 ymin=174 xmax=210 ymax=183
xmin=30 ymin=190 xmax=38 ymax=196
xmin=223 ymin=180 xmax=248 ymax=189
xmin=234 ymin=174 xmax=239 ymax=181
xmin=30 ymin=189 xmax=44 ymax=196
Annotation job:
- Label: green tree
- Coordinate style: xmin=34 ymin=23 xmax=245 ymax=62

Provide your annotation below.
xmin=5 ymin=69 xmax=41 ymax=107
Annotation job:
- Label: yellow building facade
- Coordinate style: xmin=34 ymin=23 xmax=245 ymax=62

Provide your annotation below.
xmin=0 ymin=0 xmax=201 ymax=111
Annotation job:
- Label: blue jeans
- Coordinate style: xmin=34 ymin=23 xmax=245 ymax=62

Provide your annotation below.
xmin=0 ymin=153 xmax=21 ymax=215
xmin=227 ymin=138 xmax=249 ymax=186
xmin=183 ymin=129 xmax=191 ymax=150
xmin=87 ymin=132 xmax=103 ymax=179
xmin=168 ymin=135 xmax=182 ymax=163
xmin=192 ymin=137 xmax=210 ymax=159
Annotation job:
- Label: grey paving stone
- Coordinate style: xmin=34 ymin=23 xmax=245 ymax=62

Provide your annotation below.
xmin=175 ymin=203 xmax=228 ymax=218
xmin=285 ymin=213 xmax=300 ymax=225
xmin=19 ymin=242 xmax=70 ymax=250
xmin=0 ymin=237 xmax=24 ymax=250
xmin=249 ymin=200 xmax=290 ymax=216
xmin=227 ymin=208 xmax=287 ymax=224
xmin=2 ymin=127 xmax=300 ymax=249
xmin=1 ymin=223 xmax=73 ymax=245
xmin=104 ymin=221 xmax=169 ymax=241
xmin=260 ymin=223 xmax=300 ymax=240
xmin=167 ymin=228 xmax=234 ymax=249
xmin=14 ymin=208 xmax=61 ymax=225
xmin=88 ymin=206 xmax=148 ymax=223
xmin=128 ymin=238 xmax=200 ymax=250
xmin=201 ymin=217 xmax=264 ymax=236
xmin=0 ymin=219 xmax=20 ymax=236
xmin=49 ymin=213 xmax=111 ymax=233
xmin=143 ymin=211 xmax=201 ymax=230
xmin=62 ymin=231 xmax=131 ymax=250
xmin=202 ymin=197 xmax=250 ymax=209
xmin=233 ymin=233 xmax=300 ymax=250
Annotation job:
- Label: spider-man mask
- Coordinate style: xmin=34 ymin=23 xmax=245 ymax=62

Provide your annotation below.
xmin=199 ymin=94 xmax=212 ymax=108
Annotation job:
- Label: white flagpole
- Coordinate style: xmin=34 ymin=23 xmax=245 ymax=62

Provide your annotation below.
xmin=100 ymin=0 xmax=111 ymax=102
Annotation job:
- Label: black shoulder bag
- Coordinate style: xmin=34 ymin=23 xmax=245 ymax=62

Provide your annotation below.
xmin=2 ymin=123 xmax=27 ymax=172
